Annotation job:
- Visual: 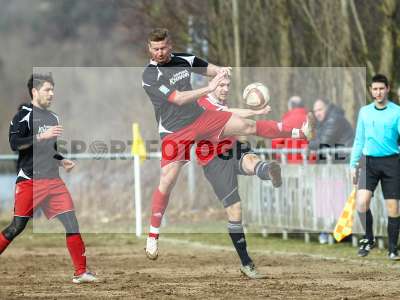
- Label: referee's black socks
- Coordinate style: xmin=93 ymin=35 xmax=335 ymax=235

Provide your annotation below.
xmin=358 ymin=209 xmax=374 ymax=242
xmin=387 ymin=216 xmax=400 ymax=253
xmin=228 ymin=220 xmax=252 ymax=266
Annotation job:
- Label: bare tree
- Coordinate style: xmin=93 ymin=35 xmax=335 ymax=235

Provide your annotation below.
xmin=378 ymin=0 xmax=397 ymax=78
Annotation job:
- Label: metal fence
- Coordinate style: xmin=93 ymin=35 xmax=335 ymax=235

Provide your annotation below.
xmin=0 ymin=149 xmax=392 ymax=237
xmin=240 ymin=148 xmax=388 ymax=237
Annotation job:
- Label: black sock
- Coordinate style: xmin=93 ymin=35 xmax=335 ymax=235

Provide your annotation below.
xmin=387 ymin=217 xmax=400 ymax=253
xmin=254 ymin=161 xmax=269 ymax=180
xmin=228 ymin=220 xmax=252 ymax=266
xmin=358 ymin=209 xmax=374 ymax=241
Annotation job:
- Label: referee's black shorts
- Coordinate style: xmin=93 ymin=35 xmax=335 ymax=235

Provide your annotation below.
xmin=202 ymin=141 xmax=255 ymax=208
xmin=358 ymin=154 xmax=400 ymax=199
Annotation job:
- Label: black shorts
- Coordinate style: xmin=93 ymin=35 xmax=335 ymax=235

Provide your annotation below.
xmin=202 ymin=141 xmax=255 ymax=208
xmin=358 ymin=154 xmax=400 ymax=199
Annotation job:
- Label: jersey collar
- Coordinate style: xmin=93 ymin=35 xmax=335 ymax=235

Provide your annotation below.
xmin=149 ymin=53 xmax=174 ymax=66
xmin=207 ymin=93 xmax=225 ymax=106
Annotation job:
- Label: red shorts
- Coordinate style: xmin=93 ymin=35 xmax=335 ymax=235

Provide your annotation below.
xmin=196 ymin=137 xmax=236 ymax=166
xmin=14 ymin=178 xmax=74 ymax=219
xmin=161 ymin=110 xmax=232 ymax=167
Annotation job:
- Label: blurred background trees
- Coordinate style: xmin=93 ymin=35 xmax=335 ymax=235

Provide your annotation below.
xmin=0 ymin=0 xmax=399 ymax=153
xmin=0 ymin=0 xmax=398 ymax=216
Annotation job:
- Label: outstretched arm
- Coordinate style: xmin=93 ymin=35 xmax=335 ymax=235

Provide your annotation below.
xmin=206 ymin=63 xmax=231 ymax=77
xmin=222 ymin=106 xmax=271 ymax=118
xmin=171 ymin=71 xmax=227 ymax=106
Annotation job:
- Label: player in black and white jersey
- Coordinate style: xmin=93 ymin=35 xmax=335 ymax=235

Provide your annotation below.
xmin=142 ymin=28 xmax=316 ymax=267
xmin=0 ymin=73 xmax=97 ymax=284
xmin=142 ymin=44 xmax=225 ymax=138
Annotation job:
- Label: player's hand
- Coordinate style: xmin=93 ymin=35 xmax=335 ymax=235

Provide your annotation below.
xmin=61 ymin=159 xmax=76 ymax=172
xmin=220 ymin=67 xmax=232 ymax=77
xmin=37 ymin=125 xmax=63 ymax=141
xmin=208 ymin=71 xmax=227 ymax=92
xmin=254 ymin=105 xmax=271 ymax=115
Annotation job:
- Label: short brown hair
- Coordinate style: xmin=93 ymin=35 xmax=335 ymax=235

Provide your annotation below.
xmin=27 ymin=73 xmax=54 ymax=99
xmin=148 ymin=28 xmax=170 ymax=43
xmin=371 ymin=74 xmax=389 ymax=87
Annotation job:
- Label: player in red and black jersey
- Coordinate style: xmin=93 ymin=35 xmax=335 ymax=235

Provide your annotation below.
xmin=142 ymin=29 xmax=315 ymax=271
xmin=142 ymin=52 xmax=208 ymax=137
xmin=0 ymin=73 xmax=97 ymax=284
xmin=142 ymin=28 xmax=232 ymax=257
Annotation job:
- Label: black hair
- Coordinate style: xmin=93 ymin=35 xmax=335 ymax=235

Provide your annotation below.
xmin=371 ymin=74 xmax=389 ymax=87
xmin=27 ymin=73 xmax=54 ymax=99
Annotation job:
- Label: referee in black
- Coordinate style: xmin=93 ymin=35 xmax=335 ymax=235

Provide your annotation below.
xmin=350 ymin=74 xmax=400 ymax=259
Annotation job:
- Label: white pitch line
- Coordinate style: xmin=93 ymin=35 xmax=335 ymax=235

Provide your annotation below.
xmin=160 ymin=237 xmax=400 ymax=270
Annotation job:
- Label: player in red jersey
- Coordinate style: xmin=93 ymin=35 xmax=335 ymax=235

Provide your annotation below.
xmin=142 ymin=28 xmax=315 ymax=264
xmin=0 ymin=73 xmax=97 ymax=284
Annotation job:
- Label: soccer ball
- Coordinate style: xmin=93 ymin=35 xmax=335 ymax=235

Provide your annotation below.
xmin=243 ymin=82 xmax=270 ymax=110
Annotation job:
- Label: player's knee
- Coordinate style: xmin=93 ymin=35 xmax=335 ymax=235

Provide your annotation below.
xmin=387 ymin=211 xmax=399 ymax=218
xmin=160 ymin=172 xmax=175 ymax=186
xmin=57 ymin=211 xmax=80 ymax=234
xmin=356 ymin=198 xmax=369 ymax=212
xmin=66 ymin=219 xmax=80 ymax=234
xmin=226 ymin=202 xmax=242 ymax=221
xmin=356 ymin=202 xmax=368 ymax=213
xmin=386 ymin=201 xmax=399 ymax=218
xmin=356 ymin=193 xmax=370 ymax=212
xmin=2 ymin=217 xmax=29 ymax=241
xmin=159 ymin=170 xmax=178 ymax=193
xmin=159 ymin=178 xmax=176 ymax=194
xmin=240 ymin=154 xmax=259 ymax=174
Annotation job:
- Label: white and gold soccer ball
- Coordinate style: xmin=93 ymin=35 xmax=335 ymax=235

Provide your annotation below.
xmin=243 ymin=82 xmax=270 ymax=110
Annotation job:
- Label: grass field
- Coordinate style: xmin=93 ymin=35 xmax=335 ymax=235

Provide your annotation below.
xmin=0 ymin=221 xmax=399 ymax=299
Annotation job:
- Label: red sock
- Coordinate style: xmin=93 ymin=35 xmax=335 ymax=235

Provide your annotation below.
xmin=66 ymin=234 xmax=86 ymax=276
xmin=0 ymin=233 xmax=11 ymax=255
xmin=149 ymin=188 xmax=169 ymax=239
xmin=256 ymin=120 xmax=292 ymax=139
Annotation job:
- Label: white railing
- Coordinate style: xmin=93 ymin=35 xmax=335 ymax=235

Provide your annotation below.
xmin=239 ymin=148 xmax=388 ymax=237
xmin=0 ymin=148 xmax=391 ymax=237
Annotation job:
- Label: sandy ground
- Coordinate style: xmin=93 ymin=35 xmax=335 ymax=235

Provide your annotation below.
xmin=0 ymin=237 xmax=399 ymax=300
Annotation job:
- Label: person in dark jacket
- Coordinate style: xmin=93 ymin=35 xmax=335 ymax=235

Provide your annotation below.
xmin=309 ymin=99 xmax=354 ymax=158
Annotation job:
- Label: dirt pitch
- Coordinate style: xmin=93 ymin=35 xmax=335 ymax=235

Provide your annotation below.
xmin=1 ymin=236 xmax=400 ymax=300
